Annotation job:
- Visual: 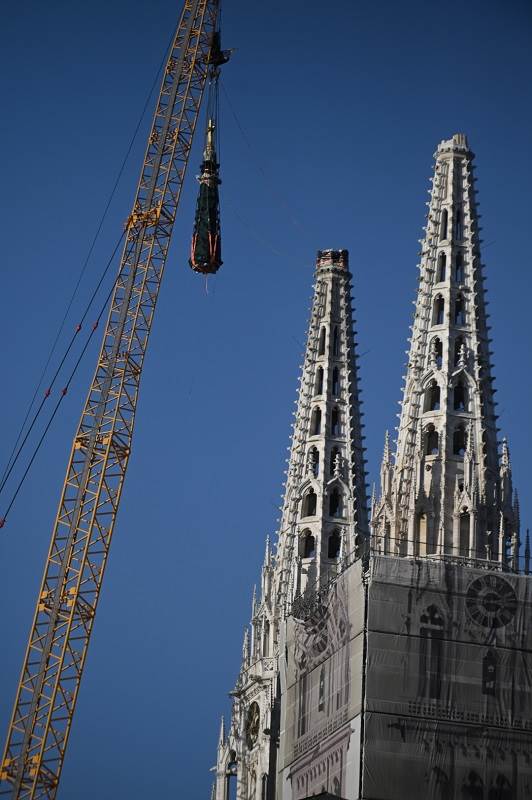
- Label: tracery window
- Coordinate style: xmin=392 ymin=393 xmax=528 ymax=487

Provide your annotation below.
xmin=302 ymin=490 xmax=317 ymax=518
xmin=318 ymin=327 xmax=326 ymax=356
xmin=437 ymin=252 xmax=446 ymax=282
xmin=419 ymin=605 xmax=444 ymax=699
xmin=440 ymin=208 xmax=448 ymax=240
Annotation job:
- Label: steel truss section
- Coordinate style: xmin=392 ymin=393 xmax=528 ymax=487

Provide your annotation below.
xmin=1 ymin=1 xmax=219 ymax=796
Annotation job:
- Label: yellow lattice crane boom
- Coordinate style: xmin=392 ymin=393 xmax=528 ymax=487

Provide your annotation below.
xmin=0 ymin=2 xmax=224 ymax=796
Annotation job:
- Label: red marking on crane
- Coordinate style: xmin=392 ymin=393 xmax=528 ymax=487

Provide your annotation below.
xmin=0 ymin=518 xmax=6 ymax=529
xmin=61 ymin=388 xmax=68 ymax=396
xmin=76 ymin=324 xmax=82 ymax=333
xmin=44 ymin=388 xmax=51 ymax=398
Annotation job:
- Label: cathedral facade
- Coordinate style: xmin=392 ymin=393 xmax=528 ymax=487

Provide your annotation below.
xmin=211 ymin=135 xmax=531 ymax=800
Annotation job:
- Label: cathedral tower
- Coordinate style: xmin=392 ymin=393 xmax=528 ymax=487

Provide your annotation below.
xmin=372 ymin=133 xmax=519 ymax=566
xmin=211 ymin=137 xmax=531 ymax=800
xmin=213 ymin=249 xmax=369 ymax=800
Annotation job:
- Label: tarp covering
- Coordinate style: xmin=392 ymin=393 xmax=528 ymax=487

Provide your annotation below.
xmin=362 ymin=556 xmax=532 ymax=799
xmin=281 ymin=562 xmax=364 ymax=799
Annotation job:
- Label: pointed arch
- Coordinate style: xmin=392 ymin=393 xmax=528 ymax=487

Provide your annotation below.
xmin=425 ymin=424 xmax=439 ymax=456
xmin=262 ymin=620 xmax=270 ymax=657
xmin=332 ymin=326 xmax=340 ymax=356
xmin=455 ymin=251 xmax=464 ymax=282
xmin=439 ymin=208 xmax=448 ymax=241
xmin=454 ymin=293 xmax=466 ymax=325
xmin=489 ymin=775 xmax=513 ymax=800
xmin=424 ymin=380 xmax=441 ymax=412
xmin=318 ymin=326 xmax=326 ymax=356
xmin=453 ymin=424 xmax=467 ymax=455
xmin=454 ymin=208 xmax=463 ymax=240
xmin=311 ymin=406 xmax=322 ymax=436
xmin=482 ymin=649 xmax=497 ymax=696
xmin=433 ymin=295 xmax=445 ymax=325
xmin=315 ymin=366 xmax=324 ymax=395
xmin=299 ymin=529 xmax=316 ymax=558
xmin=327 ymin=529 xmax=341 ymax=559
xmin=332 ymin=366 xmax=340 ymax=396
xmin=461 ymin=772 xmax=484 ymax=800
xmin=453 ymin=381 xmax=468 ymax=411
xmin=437 ymin=252 xmax=446 ymax=282
xmin=419 ymin=605 xmax=444 ymax=699
xmin=302 ymin=489 xmax=317 ymax=518
xmin=331 ymin=406 xmax=341 ymax=436
xmin=459 ymin=511 xmax=470 ymax=556
xmin=329 ymin=488 xmax=343 ymax=518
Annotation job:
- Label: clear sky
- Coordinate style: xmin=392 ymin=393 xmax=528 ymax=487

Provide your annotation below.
xmin=0 ymin=1 xmax=531 ymax=798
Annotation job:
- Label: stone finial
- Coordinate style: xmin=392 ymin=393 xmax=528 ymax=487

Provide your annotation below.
xmin=242 ymin=627 xmax=250 ymax=668
xmin=333 ymin=450 xmax=342 ymax=478
xmin=458 ymin=343 xmax=467 ymax=369
xmin=219 ymin=715 xmax=226 ymax=746
xmin=383 ymin=430 xmax=391 ymax=464
xmin=501 ymin=437 xmax=511 ymax=469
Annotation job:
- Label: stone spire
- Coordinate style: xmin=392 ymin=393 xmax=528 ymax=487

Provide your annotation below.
xmin=274 ymin=249 xmax=368 ymax=609
xmin=372 ymin=134 xmax=518 ymax=564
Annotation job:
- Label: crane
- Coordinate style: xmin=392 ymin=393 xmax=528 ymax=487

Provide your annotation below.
xmin=0 ymin=2 xmax=226 ymax=796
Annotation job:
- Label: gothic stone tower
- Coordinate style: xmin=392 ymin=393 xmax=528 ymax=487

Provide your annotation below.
xmin=213 ymin=249 xmax=369 ymax=800
xmin=212 ymin=137 xmax=531 ymax=800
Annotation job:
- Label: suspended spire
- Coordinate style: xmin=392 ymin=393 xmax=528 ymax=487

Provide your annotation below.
xmin=274 ymin=249 xmax=369 ymax=611
xmin=372 ymin=134 xmax=516 ymax=565
xmin=189 ymin=118 xmax=223 ymax=274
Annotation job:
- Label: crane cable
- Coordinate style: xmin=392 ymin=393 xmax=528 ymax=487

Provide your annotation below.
xmin=0 ymin=234 xmax=140 ymax=528
xmin=0 ymin=24 xmax=179 ymax=516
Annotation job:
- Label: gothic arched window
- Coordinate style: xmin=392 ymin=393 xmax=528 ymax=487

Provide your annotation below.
xmin=311 ymin=407 xmax=322 ymax=436
xmin=433 ymin=296 xmax=445 ymax=325
xmin=332 ymin=326 xmax=340 ymax=356
xmin=453 ymin=425 xmax=467 ymax=456
xmin=302 ymin=490 xmax=317 ymax=518
xmin=425 ymin=425 xmax=439 ymax=456
xmin=454 ymin=294 xmax=466 ymax=325
xmin=461 ymin=772 xmax=484 ymax=800
xmin=329 ymin=488 xmax=342 ymax=518
xmin=424 ymin=381 xmax=441 ymax=412
xmin=482 ymin=650 xmax=497 ymax=696
xmin=454 ymin=208 xmax=463 ymax=240
xmin=419 ymin=605 xmax=444 ymax=699
xmin=455 ymin=252 xmax=464 ymax=282
xmin=299 ymin=530 xmax=315 ymax=558
xmin=332 ymin=366 xmax=340 ymax=396
xmin=327 ymin=529 xmax=341 ymax=559
xmin=315 ymin=367 xmax=324 ymax=395
xmin=262 ymin=620 xmax=270 ymax=657
xmin=489 ymin=775 xmax=513 ymax=800
xmin=437 ymin=252 xmax=446 ymax=282
xmin=318 ymin=327 xmax=326 ymax=356
xmin=331 ymin=407 xmax=341 ymax=436
xmin=453 ymin=381 xmax=468 ymax=411
xmin=440 ymin=208 xmax=448 ymax=241
xmin=459 ymin=511 xmax=470 ymax=556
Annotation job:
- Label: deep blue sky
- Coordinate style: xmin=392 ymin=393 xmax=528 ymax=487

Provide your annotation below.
xmin=1 ymin=1 xmax=531 ymax=797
